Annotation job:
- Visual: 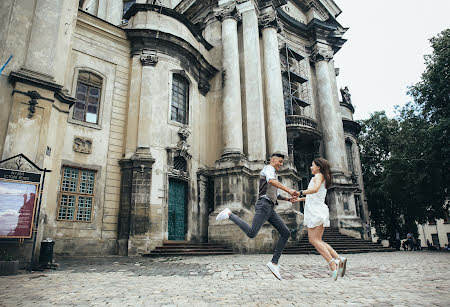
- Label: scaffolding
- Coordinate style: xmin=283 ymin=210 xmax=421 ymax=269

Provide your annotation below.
xmin=280 ymin=33 xmax=310 ymax=116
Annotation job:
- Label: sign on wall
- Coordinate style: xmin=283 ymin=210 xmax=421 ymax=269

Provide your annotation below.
xmin=0 ymin=179 xmax=39 ymax=238
xmin=0 ymin=154 xmax=43 ymax=239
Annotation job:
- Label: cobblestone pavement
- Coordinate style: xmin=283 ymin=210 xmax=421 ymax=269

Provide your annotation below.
xmin=1 ymin=251 xmax=449 ymax=306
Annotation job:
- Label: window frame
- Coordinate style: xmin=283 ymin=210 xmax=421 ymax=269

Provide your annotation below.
xmin=345 ymin=139 xmax=354 ymax=173
xmin=57 ymin=166 xmax=97 ymax=223
xmin=168 ymin=72 xmax=191 ymax=127
xmin=122 ymin=0 xmax=136 ymax=23
xmin=69 ymin=68 xmax=106 ymax=130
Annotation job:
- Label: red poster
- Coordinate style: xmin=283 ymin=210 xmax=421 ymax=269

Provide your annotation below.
xmin=0 ymin=180 xmax=38 ymax=238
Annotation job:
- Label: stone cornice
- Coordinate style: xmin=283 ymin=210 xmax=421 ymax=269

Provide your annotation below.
xmin=9 ymin=69 xmax=76 ymax=108
xmin=124 ymin=3 xmax=213 ymax=50
xmin=340 ymin=101 xmax=355 ymax=114
xmin=276 ymin=7 xmax=346 ymax=53
xmin=127 ymin=29 xmax=218 ymax=96
xmin=342 ymin=119 xmax=361 ymax=136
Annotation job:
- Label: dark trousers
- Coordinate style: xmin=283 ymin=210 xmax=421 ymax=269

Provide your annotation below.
xmin=229 ymin=197 xmax=291 ymax=264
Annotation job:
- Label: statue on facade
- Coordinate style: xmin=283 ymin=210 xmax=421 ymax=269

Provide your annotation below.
xmin=340 ymin=86 xmax=352 ymax=104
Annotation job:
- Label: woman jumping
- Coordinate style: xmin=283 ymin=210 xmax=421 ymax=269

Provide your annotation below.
xmin=298 ymin=158 xmax=347 ymax=280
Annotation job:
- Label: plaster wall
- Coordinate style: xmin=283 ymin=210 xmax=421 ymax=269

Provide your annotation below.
xmin=41 ymin=12 xmax=130 ymax=255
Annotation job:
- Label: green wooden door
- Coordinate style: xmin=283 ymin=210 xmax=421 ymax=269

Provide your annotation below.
xmin=168 ymin=179 xmax=187 ymax=241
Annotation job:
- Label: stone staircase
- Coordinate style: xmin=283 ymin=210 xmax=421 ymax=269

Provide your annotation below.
xmin=143 ymin=241 xmax=234 ymax=257
xmin=284 ymin=228 xmax=396 ymax=254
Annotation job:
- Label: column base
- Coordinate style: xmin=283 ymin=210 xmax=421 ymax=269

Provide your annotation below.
xmin=216 ymin=151 xmax=248 ymax=169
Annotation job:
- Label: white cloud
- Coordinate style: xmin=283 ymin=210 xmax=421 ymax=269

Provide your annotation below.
xmin=0 ymin=209 xmax=19 ymax=235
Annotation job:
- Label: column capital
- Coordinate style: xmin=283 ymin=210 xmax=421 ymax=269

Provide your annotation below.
xmin=258 ymin=9 xmax=280 ymax=32
xmin=311 ymin=46 xmax=334 ymax=63
xmin=140 ymin=52 xmax=158 ymax=66
xmin=215 ymin=4 xmax=242 ymax=22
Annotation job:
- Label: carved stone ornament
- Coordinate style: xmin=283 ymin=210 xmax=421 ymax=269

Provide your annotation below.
xmin=311 ymin=48 xmax=334 ymax=63
xmin=73 ymin=136 xmax=93 ymax=154
xmin=12 ymin=89 xmax=54 ymax=119
xmin=258 ymin=10 xmax=280 ymax=31
xmin=140 ymin=52 xmax=158 ymax=66
xmin=214 ymin=4 xmax=241 ymax=22
xmin=177 ymin=125 xmax=192 ymax=159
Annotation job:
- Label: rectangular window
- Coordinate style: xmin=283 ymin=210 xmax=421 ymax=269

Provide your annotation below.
xmin=346 ymin=141 xmax=354 ymax=172
xmin=58 ymin=166 xmax=95 ymax=222
xmin=171 ymin=75 xmax=189 ymax=124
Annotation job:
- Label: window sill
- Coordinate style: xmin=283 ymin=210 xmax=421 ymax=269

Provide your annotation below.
xmin=168 ymin=120 xmax=189 ymax=128
xmin=68 ymin=117 xmax=102 ymax=130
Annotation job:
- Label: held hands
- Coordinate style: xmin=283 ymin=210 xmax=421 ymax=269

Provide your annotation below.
xmin=287 ymin=189 xmax=301 ymax=203
xmin=288 ymin=189 xmax=300 ymax=197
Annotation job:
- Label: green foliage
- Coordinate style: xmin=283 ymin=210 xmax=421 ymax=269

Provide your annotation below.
xmin=359 ymin=29 xmax=449 ymax=242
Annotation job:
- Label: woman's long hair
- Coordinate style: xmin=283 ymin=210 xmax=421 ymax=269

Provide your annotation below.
xmin=313 ymin=158 xmax=332 ymax=189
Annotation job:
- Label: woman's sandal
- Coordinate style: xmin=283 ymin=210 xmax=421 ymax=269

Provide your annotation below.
xmin=328 ymin=258 xmax=340 ymax=281
xmin=338 ymin=256 xmax=347 ymax=277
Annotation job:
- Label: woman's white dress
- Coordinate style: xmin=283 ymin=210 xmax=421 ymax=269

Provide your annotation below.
xmin=304 ymin=177 xmax=330 ymax=228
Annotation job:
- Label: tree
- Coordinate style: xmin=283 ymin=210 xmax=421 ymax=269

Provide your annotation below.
xmin=408 ymin=28 xmax=450 ymax=211
xmin=358 ymin=29 xmax=450 ymax=242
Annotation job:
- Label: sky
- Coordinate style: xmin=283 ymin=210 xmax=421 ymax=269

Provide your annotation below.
xmin=333 ymin=0 xmax=450 ymax=120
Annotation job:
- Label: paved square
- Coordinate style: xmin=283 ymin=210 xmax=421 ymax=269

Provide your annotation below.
xmin=0 ymin=251 xmax=449 ymax=306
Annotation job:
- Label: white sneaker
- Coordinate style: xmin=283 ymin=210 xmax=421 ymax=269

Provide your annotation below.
xmin=266 ymin=262 xmax=282 ymax=280
xmin=216 ymin=208 xmax=231 ymax=221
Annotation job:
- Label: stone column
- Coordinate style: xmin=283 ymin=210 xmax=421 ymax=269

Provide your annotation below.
xmin=237 ymin=1 xmax=266 ymax=162
xmin=136 ymin=51 xmax=159 ymax=157
xmin=215 ymin=3 xmax=244 ymax=158
xmin=260 ymin=9 xmax=288 ymax=157
xmin=312 ymin=46 xmax=347 ymax=173
xmin=23 ymin=0 xmax=64 ymax=79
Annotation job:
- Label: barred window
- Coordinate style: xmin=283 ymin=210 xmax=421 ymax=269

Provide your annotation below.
xmin=58 ymin=166 xmax=96 ymax=222
xmin=74 ymin=71 xmax=102 ymax=124
xmin=122 ymin=0 xmax=136 ymax=22
xmin=171 ymin=74 xmax=189 ymax=124
xmin=345 ymin=140 xmax=354 ymax=172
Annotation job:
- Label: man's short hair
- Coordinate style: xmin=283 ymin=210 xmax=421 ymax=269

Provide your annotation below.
xmin=270 ymin=153 xmax=285 ymax=159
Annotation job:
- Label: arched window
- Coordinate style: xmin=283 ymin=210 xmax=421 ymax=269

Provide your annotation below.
xmin=74 ymin=71 xmax=102 ymax=124
xmin=171 ymin=74 xmax=189 ymax=124
xmin=345 ymin=140 xmax=354 ymax=172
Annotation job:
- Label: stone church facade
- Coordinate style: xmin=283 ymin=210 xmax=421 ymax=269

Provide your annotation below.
xmin=0 ymin=0 xmax=369 ymax=257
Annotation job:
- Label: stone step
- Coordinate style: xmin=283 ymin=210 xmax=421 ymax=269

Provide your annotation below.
xmin=144 ymin=252 xmax=234 ymax=257
xmin=151 ymin=249 xmax=233 ymax=253
xmin=144 ymin=241 xmax=234 ymax=257
xmin=283 ymin=248 xmax=396 ymax=254
xmin=285 ymin=228 xmax=394 ymax=254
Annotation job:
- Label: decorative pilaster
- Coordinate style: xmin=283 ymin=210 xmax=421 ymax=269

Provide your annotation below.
xmin=136 ymin=53 xmax=157 ymax=157
xmin=259 ymin=8 xmax=288 ymax=157
xmin=24 ymin=0 xmax=64 ymax=80
xmin=311 ymin=45 xmax=347 ymax=174
xmin=215 ymin=3 xmax=244 ymax=158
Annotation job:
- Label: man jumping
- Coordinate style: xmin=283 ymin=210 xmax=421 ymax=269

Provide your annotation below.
xmin=215 ymin=153 xmax=299 ymax=280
